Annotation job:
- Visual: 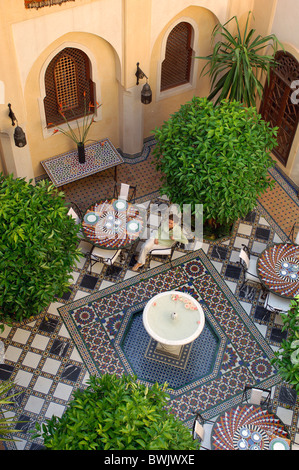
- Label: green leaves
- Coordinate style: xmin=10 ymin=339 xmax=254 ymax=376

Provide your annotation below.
xmin=271 ymin=297 xmax=299 ymax=391
xmin=196 ymin=12 xmax=284 ymax=106
xmin=34 ymin=374 xmax=199 ymax=450
xmin=153 ymin=97 xmax=277 ymax=226
xmin=0 ymin=173 xmax=81 ymax=323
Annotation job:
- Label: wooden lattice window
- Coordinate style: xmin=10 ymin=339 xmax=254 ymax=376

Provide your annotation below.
xmin=54 ymin=54 xmax=79 ymax=112
xmin=44 ymin=47 xmax=94 ymax=127
xmin=161 ymin=22 xmax=193 ymax=92
xmin=260 ymin=51 xmax=299 ymax=166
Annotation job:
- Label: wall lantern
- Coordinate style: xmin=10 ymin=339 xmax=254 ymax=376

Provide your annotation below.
xmin=8 ymin=103 xmax=27 ymax=147
xmin=135 ymin=62 xmax=152 ymax=104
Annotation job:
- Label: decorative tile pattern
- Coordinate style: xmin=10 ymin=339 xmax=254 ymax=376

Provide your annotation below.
xmin=0 ymin=144 xmax=299 ymax=450
xmin=59 ymin=251 xmax=281 ymax=424
xmin=41 ymin=139 xmax=124 ymax=187
xmin=257 ymin=243 xmax=299 ymax=297
xmin=212 ymin=404 xmax=290 ymax=450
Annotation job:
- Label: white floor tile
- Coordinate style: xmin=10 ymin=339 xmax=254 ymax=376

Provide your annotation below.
xmin=42 ymin=358 xmax=61 ymax=375
xmin=5 ymin=345 xmax=22 ymax=362
xmin=45 ymin=402 xmax=66 ymax=419
xmin=31 ymin=334 xmax=50 ymax=351
xmin=33 ymin=376 xmax=53 ymax=394
xmin=22 ymin=352 xmax=42 ymax=369
xmin=238 ymin=223 xmax=252 ymax=236
xmin=73 ymin=290 xmax=91 ymax=300
xmin=57 ymin=324 xmax=71 ymax=338
xmin=53 ymin=383 xmax=73 ymax=400
xmin=14 ymin=370 xmax=33 ymax=388
xmin=276 ymin=406 xmax=294 ymax=426
xmin=11 ymin=329 xmax=31 ymax=345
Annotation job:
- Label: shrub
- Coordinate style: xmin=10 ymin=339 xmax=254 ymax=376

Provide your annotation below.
xmin=34 ymin=374 xmax=199 ymax=450
xmin=153 ymin=97 xmax=278 ymax=226
xmin=271 ymin=296 xmax=299 ymax=392
xmin=0 ymin=173 xmax=81 ymax=325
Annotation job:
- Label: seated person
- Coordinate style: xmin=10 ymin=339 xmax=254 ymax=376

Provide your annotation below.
xmin=132 ymin=213 xmax=188 ymax=271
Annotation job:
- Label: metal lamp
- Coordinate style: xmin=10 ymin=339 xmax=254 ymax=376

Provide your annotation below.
xmin=135 ymin=62 xmax=152 ymax=104
xmin=8 ymin=103 xmax=27 ymax=147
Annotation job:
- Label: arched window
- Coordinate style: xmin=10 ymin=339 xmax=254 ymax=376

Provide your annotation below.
xmin=44 ymin=47 xmax=95 ymax=127
xmin=160 ymin=22 xmax=193 ymax=92
xmin=260 ymin=51 xmax=299 ymax=166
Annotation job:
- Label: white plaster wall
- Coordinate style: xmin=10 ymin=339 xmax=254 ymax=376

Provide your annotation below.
xmin=11 ymin=0 xmax=123 ymax=92
xmin=271 ymin=0 xmax=299 ymax=50
xmin=149 ymin=0 xmax=230 ymax=52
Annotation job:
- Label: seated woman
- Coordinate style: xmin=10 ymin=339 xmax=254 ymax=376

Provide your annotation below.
xmin=132 ymin=214 xmax=188 ymax=271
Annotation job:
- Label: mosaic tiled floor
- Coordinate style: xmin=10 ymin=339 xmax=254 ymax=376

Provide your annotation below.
xmin=1 ymin=140 xmax=299 ymax=450
xmin=59 ymin=250 xmax=282 ymax=424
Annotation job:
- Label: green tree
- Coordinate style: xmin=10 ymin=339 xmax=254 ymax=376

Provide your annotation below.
xmin=34 ymin=374 xmax=199 ymax=450
xmin=197 ymin=12 xmax=283 ymax=106
xmin=0 ymin=173 xmax=81 ymax=325
xmin=153 ymin=97 xmax=278 ymax=227
xmin=271 ymin=296 xmax=299 ymax=392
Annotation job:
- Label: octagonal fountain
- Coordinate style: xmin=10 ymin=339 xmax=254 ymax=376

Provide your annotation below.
xmin=143 ymin=290 xmax=205 ymax=357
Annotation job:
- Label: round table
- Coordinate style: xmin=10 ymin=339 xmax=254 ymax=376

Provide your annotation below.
xmin=143 ymin=291 xmax=205 ymax=357
xmin=212 ymin=404 xmax=291 ymax=450
xmin=81 ymin=198 xmax=146 ymax=249
xmin=257 ymin=242 xmax=299 ymax=298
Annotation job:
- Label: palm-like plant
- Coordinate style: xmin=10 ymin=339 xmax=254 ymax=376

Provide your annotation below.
xmin=197 ymin=12 xmax=283 ymax=107
xmin=0 ymin=380 xmax=21 ymax=442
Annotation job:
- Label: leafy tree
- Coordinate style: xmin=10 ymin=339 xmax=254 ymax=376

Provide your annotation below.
xmin=197 ymin=12 xmax=283 ymax=106
xmin=0 ymin=173 xmax=81 ymax=325
xmin=271 ymin=296 xmax=299 ymax=392
xmin=153 ymin=97 xmax=278 ymax=227
xmin=34 ymin=374 xmax=199 ymax=450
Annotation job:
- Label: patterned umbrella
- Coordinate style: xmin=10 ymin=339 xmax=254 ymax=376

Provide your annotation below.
xmin=257 ymin=243 xmax=299 ymax=298
xmin=212 ymin=405 xmax=290 ymax=450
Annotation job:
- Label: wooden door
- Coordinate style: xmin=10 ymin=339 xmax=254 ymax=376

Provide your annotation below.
xmin=260 ymin=51 xmax=299 ymax=166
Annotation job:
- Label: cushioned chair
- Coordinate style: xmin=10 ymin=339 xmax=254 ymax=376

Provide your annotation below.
xmin=67 ymin=201 xmax=83 ymax=222
xmin=67 ymin=202 xmax=84 ymax=238
xmin=147 ymin=241 xmax=178 ymax=268
xmin=113 ymin=182 xmax=137 ymax=202
xmin=287 ymin=220 xmax=299 ymax=244
xmin=87 ymin=245 xmax=121 ymax=273
xmin=242 ymin=385 xmax=272 ymax=410
xmin=264 ymin=292 xmax=291 ymax=315
xmin=239 ymin=244 xmax=268 ymax=299
xmin=192 ymin=412 xmax=214 ymax=450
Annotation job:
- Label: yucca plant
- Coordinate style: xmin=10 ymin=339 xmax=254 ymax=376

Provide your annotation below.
xmin=197 ymin=12 xmax=283 ymax=107
xmin=0 ymin=380 xmax=21 ymax=442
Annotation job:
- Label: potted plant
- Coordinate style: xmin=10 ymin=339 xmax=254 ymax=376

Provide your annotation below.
xmin=34 ymin=374 xmax=199 ymax=450
xmin=153 ymin=97 xmax=278 ymax=237
xmin=49 ymin=92 xmax=101 ymax=164
xmin=197 ymin=12 xmax=283 ymax=106
xmin=0 ymin=173 xmax=81 ymax=328
xmin=271 ymin=296 xmax=299 ymax=392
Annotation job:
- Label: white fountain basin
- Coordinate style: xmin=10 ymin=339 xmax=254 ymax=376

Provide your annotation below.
xmin=143 ymin=290 xmax=205 ymax=356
